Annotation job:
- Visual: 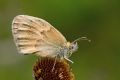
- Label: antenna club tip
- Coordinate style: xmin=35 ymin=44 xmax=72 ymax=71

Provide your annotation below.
xmin=88 ymin=39 xmax=91 ymax=42
xmin=81 ymin=37 xmax=91 ymax=42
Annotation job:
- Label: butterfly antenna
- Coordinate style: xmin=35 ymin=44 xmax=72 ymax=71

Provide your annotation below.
xmin=72 ymin=37 xmax=91 ymax=43
xmin=51 ymin=56 xmax=57 ymax=72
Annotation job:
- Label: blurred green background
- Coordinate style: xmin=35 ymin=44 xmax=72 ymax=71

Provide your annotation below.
xmin=0 ymin=0 xmax=120 ymax=80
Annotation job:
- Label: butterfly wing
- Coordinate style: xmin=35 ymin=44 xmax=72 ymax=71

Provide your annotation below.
xmin=12 ymin=15 xmax=67 ymax=57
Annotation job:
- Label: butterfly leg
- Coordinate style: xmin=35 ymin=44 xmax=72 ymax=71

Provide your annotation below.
xmin=64 ymin=56 xmax=74 ymax=63
xmin=51 ymin=55 xmax=57 ymax=72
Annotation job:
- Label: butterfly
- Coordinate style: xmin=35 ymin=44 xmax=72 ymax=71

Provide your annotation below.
xmin=12 ymin=15 xmax=89 ymax=63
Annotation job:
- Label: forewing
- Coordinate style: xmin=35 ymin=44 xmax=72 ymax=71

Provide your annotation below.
xmin=12 ymin=15 xmax=67 ymax=57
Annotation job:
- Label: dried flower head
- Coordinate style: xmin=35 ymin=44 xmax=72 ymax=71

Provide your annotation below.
xmin=33 ymin=57 xmax=74 ymax=80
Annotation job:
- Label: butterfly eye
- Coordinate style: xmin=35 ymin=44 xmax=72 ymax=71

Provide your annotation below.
xmin=69 ymin=45 xmax=74 ymax=50
xmin=71 ymin=46 xmax=74 ymax=49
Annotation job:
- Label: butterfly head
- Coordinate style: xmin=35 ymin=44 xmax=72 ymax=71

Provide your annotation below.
xmin=66 ymin=41 xmax=78 ymax=57
xmin=59 ymin=42 xmax=78 ymax=63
